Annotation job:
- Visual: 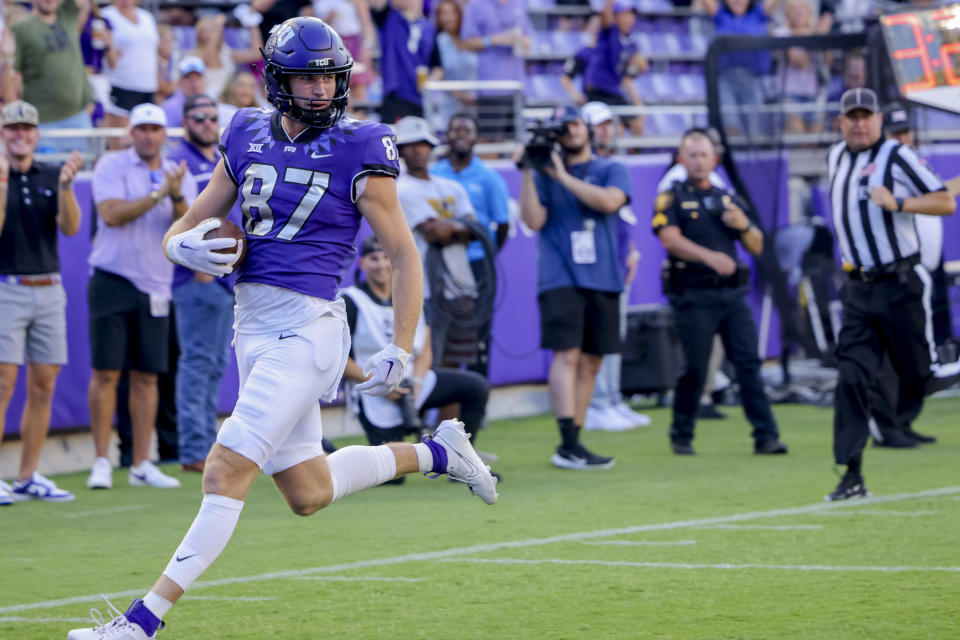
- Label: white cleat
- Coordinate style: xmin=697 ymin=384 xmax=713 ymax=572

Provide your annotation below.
xmin=613 ymin=403 xmax=651 ymax=428
xmin=67 ymin=597 xmax=159 ymax=639
xmin=0 ymin=480 xmax=14 ymax=506
xmin=429 ymin=419 xmax=499 ymax=505
xmin=87 ymin=457 xmax=113 ymax=490
xmin=128 ymin=461 xmax=180 ymax=489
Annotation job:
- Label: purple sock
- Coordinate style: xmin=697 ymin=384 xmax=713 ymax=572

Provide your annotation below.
xmin=423 ymin=435 xmax=448 ymax=475
xmin=125 ymin=599 xmax=163 ymax=637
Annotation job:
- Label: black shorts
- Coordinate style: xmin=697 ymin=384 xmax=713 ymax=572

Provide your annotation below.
xmin=88 ymin=269 xmax=170 ymax=373
xmin=538 ymin=287 xmax=622 ymax=355
xmin=109 ymin=87 xmax=156 ymax=114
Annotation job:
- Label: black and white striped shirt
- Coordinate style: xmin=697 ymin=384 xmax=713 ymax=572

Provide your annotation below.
xmin=827 ymin=138 xmax=946 ymax=270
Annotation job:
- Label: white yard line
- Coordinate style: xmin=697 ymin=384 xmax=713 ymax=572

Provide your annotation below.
xmin=580 ymin=540 xmax=699 ymax=546
xmin=696 ymin=524 xmax=823 ymax=530
xmin=289 ymin=577 xmax=426 ymax=583
xmin=181 ymin=596 xmax=277 ymax=602
xmin=2 ymin=485 xmax=957 ymax=615
xmin=0 ymin=617 xmax=90 ymax=623
xmin=441 ymin=558 xmax=960 ymax=573
xmin=813 ymin=509 xmax=939 ymax=517
xmin=63 ymin=505 xmax=146 ymax=519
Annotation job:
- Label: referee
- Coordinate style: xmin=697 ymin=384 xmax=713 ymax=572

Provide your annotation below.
xmin=825 ymin=88 xmax=956 ymax=501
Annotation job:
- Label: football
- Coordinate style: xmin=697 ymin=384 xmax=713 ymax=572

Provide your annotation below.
xmin=202 ymin=217 xmax=247 ymax=267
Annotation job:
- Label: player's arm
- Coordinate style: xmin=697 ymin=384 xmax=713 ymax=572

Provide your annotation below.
xmin=946 ymin=175 xmax=960 ymax=199
xmin=357 ymin=176 xmax=423 ymax=354
xmin=163 ymin=159 xmax=238 ymax=250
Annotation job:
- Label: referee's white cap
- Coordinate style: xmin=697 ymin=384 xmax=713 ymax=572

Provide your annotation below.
xmin=840 ymin=88 xmax=880 ymax=115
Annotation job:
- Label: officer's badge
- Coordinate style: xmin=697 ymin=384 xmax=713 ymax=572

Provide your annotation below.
xmin=681 ymin=201 xmax=698 ymax=209
xmin=654 ymin=191 xmax=673 ymax=213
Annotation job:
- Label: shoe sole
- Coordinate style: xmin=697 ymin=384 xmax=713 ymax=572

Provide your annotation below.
xmin=824 ymin=491 xmax=872 ymax=502
xmin=432 ymin=423 xmax=498 ymax=505
xmin=550 ymin=454 xmax=616 ymax=470
xmin=12 ymin=492 xmax=76 ymax=502
xmin=129 ymin=476 xmax=181 ymax=488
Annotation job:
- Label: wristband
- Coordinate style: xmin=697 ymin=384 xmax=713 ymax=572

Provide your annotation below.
xmin=171 ymin=193 xmax=185 ymax=203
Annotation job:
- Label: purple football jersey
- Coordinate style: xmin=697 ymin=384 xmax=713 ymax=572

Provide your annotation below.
xmin=220 ymin=107 xmax=400 ymax=299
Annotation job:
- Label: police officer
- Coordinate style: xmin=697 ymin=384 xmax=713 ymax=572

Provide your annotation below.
xmin=825 ymin=88 xmax=956 ymax=501
xmin=653 ymin=129 xmax=787 ymax=456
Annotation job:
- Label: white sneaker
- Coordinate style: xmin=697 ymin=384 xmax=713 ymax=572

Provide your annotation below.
xmin=129 ymin=461 xmax=180 ymax=489
xmin=428 ymin=419 xmax=498 ymax=505
xmin=614 ymin=403 xmax=652 ymax=428
xmin=67 ymin=596 xmax=160 ymax=639
xmin=87 ymin=457 xmax=113 ymax=490
xmin=13 ymin=471 xmax=76 ymax=502
xmin=0 ymin=480 xmax=14 ymax=506
xmin=584 ymin=406 xmax=636 ymax=432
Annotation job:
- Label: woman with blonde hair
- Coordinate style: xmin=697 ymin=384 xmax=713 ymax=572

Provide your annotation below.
xmin=217 ymin=68 xmax=265 ymax=125
xmin=186 ymin=13 xmax=262 ymax=105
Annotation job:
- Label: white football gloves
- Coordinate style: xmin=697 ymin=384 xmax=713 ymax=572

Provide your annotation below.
xmin=356 ymin=344 xmax=411 ymax=396
xmin=165 ymin=218 xmax=241 ymax=277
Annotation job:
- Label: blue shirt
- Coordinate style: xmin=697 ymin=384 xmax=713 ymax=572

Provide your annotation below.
xmin=533 ymin=157 xmax=632 ymax=294
xmin=372 ymin=5 xmax=435 ymax=106
xmin=432 ymin=156 xmax=510 ymax=261
xmin=714 ymin=4 xmax=770 ymax=75
xmin=168 ymin=139 xmax=240 ymax=292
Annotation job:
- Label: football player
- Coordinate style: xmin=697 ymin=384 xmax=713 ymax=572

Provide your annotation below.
xmin=68 ymin=17 xmax=498 ymax=640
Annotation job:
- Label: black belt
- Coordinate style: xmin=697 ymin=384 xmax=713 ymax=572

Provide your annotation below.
xmin=666 ymin=265 xmax=749 ymax=291
xmin=846 ymin=254 xmax=921 ymax=284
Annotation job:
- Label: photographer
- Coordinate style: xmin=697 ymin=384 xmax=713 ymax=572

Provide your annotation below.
xmin=517 ymin=104 xmax=629 ymax=471
xmin=653 ymin=129 xmax=787 ymax=456
xmin=342 ymin=236 xmax=494 ymax=483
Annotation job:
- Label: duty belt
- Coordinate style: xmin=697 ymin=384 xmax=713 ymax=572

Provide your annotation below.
xmin=5 ymin=273 xmax=62 ymax=287
xmin=665 ymin=264 xmax=749 ymax=292
xmin=845 ymin=254 xmax=921 ymax=284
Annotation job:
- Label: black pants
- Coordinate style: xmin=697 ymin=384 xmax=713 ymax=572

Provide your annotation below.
xmin=867 ymin=353 xmax=907 ymax=437
xmin=930 ymin=260 xmax=952 ymax=345
xmin=669 ymin=287 xmax=779 ymax=445
xmin=358 ymin=368 xmax=490 ymax=445
xmin=833 ymin=268 xmax=932 ymax=465
xmin=380 ymin=93 xmax=422 ymax=124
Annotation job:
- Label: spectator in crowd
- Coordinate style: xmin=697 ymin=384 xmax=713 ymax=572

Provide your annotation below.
xmin=432 ymin=112 xmax=509 ymax=378
xmin=428 ymin=0 xmax=477 ymax=129
xmin=370 ymin=0 xmax=436 ymax=122
xmin=582 ymin=0 xmax=647 ymax=135
xmin=163 ymin=56 xmax=208 ymax=128
xmin=155 ymin=23 xmax=177 ymax=102
xmin=5 ymin=0 xmax=95 ymax=153
xmin=579 ymin=101 xmax=650 ymax=431
xmin=310 ymin=0 xmax=375 ymax=103
xmin=100 ymin=0 xmax=159 ymax=130
xmin=702 ymin=0 xmax=782 ymax=136
xmin=185 ymin=14 xmax=263 ymax=104
xmin=0 ymin=100 xmax=83 ymax=506
xmin=80 ymin=1 xmax=119 ymax=127
xmin=560 ymin=45 xmax=594 ymax=106
xmin=459 ymin=0 xmax=532 ymax=138
xmin=653 ymin=129 xmax=787 ymax=455
xmin=0 ymin=25 xmax=15 ymax=105
xmin=774 ymin=0 xmax=826 ymax=134
xmin=250 ymin=0 xmax=312 ymax=42
xmin=342 ymin=235 xmax=494 ymax=480
xmin=517 ymin=105 xmax=627 ymax=470
xmin=218 ymin=69 xmax=263 ymax=125
xmin=167 ymin=94 xmax=236 ymax=474
xmin=86 ymin=103 xmax=198 ymax=491
xmin=395 ymin=116 xmax=483 ymax=369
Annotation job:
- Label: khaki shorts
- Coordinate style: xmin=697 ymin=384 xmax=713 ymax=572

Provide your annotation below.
xmin=0 ymin=276 xmax=68 ymax=366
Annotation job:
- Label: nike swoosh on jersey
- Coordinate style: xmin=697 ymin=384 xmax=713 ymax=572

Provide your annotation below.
xmin=310 ymin=152 xmax=333 ymax=159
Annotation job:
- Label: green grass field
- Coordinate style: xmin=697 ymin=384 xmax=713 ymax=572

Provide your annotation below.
xmin=2 ymin=398 xmax=959 ymax=640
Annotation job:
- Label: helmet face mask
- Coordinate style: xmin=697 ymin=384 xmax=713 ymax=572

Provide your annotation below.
xmin=262 ymin=17 xmax=353 ymax=129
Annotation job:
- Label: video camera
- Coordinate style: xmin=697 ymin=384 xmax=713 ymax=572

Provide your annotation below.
xmin=518 ymin=119 xmax=570 ymax=171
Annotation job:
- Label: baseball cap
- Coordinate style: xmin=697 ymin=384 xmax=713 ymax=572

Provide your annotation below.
xmin=612 ymin=0 xmax=635 ymax=13
xmin=581 ymin=101 xmax=614 ymax=126
xmin=179 ymin=56 xmax=206 ymax=76
xmin=360 ymin=235 xmax=385 ymax=256
xmin=393 ymin=116 xmax=439 ymax=147
xmin=129 ymin=103 xmax=168 ymax=128
xmin=840 ymin=87 xmax=879 ymax=115
xmin=1 ymin=100 xmax=39 ymax=127
xmin=183 ymin=94 xmax=217 ymax=115
xmin=883 ymin=102 xmax=912 ymax=134
xmin=550 ymin=104 xmax=582 ymax=125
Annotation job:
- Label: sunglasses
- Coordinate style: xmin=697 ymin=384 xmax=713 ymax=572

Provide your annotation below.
xmin=187 ymin=113 xmax=218 ymax=123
